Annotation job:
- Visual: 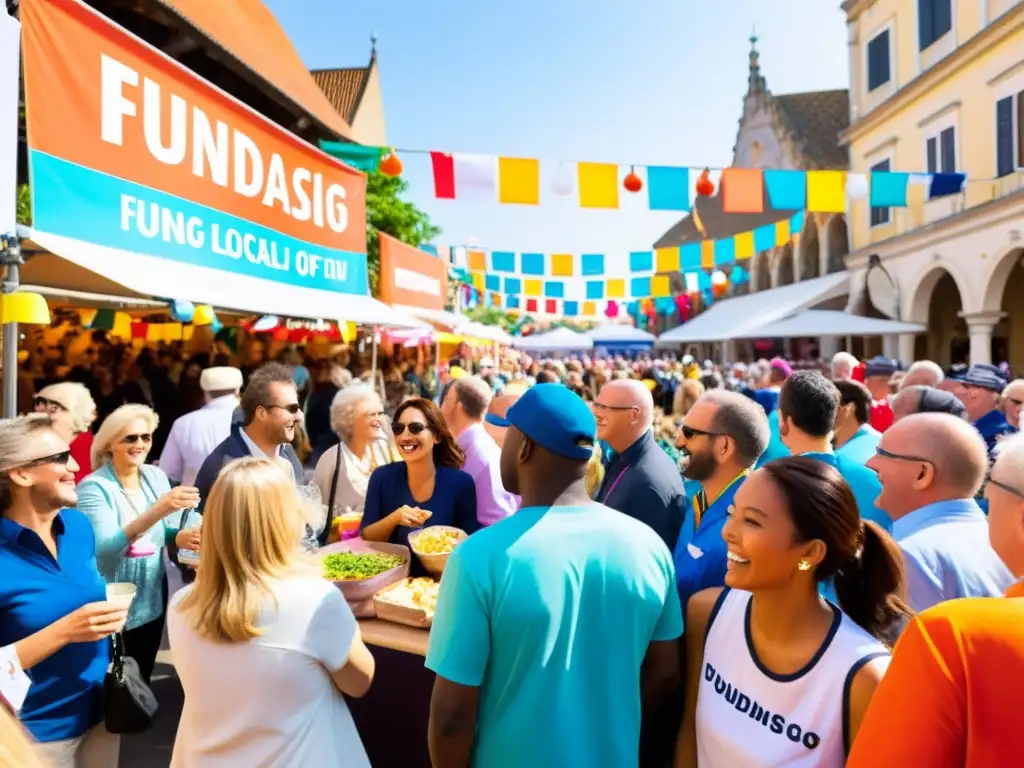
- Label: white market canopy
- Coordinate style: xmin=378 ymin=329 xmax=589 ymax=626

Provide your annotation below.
xmin=21 ymin=229 xmax=425 ymax=328
xmin=458 ymin=321 xmax=513 ymax=345
xmin=513 ymin=326 xmax=594 ymax=352
xmin=658 ymin=272 xmax=850 ymax=344
xmin=729 ymin=309 xmax=927 ymax=340
xmin=585 ymin=323 xmax=657 ymax=344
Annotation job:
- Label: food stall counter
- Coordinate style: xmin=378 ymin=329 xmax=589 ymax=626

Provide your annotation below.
xmin=357 ymin=618 xmax=429 ymax=657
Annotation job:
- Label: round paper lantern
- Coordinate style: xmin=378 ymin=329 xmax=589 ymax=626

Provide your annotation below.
xmin=712 ymin=280 xmax=730 ymax=299
xmin=379 ymin=151 xmax=403 ymax=177
xmin=623 ymin=167 xmax=643 ymax=193
xmin=192 ymin=304 xmax=215 ymax=326
xmin=272 ymin=326 xmax=290 ymax=342
xmin=695 ymin=168 xmax=715 ymax=197
xmin=168 ymin=300 xmax=194 ymax=323
xmin=549 ymin=162 xmax=575 ymax=196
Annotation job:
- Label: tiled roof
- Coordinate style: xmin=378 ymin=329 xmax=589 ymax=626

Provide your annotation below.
xmin=311 ymin=66 xmax=372 ymax=124
xmin=773 ymin=89 xmax=851 ymax=170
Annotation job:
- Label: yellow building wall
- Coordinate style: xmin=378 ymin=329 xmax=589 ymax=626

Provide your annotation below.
xmin=350 ymin=63 xmax=388 ymax=147
xmin=846 ymin=2 xmax=1024 ymax=251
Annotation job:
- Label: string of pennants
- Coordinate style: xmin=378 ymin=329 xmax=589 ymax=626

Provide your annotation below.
xmin=319 ymin=142 xmax=968 ymax=214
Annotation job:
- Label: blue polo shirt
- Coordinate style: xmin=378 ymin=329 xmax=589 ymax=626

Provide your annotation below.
xmin=755 ymin=409 xmax=790 ymax=468
xmin=673 ymin=473 xmax=747 ymax=618
xmin=802 ymin=451 xmax=891 ymax=532
xmin=0 ymin=509 xmax=109 ymax=743
xmin=836 ymin=424 xmax=882 ymax=466
xmin=975 ymin=409 xmax=1017 ymax=460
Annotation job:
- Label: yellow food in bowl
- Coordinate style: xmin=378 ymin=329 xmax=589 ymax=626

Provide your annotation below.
xmin=412 ymin=528 xmax=462 ymax=555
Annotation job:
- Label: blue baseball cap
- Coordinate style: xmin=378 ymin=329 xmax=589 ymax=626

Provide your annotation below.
xmin=503 ymin=383 xmax=596 ymax=461
xmin=957 ymin=364 xmax=1007 ymax=393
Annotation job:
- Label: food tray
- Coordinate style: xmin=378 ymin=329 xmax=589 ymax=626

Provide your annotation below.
xmin=320 ymin=539 xmax=410 ymax=618
xmin=407 ymin=525 xmax=467 ymax=577
xmin=373 ymin=578 xmax=438 ymax=629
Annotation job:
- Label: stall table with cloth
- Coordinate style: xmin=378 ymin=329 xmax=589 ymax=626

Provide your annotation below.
xmin=349 ymin=621 xmax=433 ymax=767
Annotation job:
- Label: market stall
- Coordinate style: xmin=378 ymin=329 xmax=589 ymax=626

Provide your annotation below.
xmin=513 ymin=326 xmax=594 ymax=353
xmin=586 ymin=323 xmax=656 ymax=355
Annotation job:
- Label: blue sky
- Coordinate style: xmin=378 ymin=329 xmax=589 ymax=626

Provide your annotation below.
xmin=266 ymin=0 xmax=849 ymax=261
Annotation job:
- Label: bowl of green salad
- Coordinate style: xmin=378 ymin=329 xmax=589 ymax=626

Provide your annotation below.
xmin=319 ymin=540 xmax=410 ymax=614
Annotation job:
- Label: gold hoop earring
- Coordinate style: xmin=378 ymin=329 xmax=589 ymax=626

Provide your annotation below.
xmin=797 ymin=559 xmax=812 ymax=572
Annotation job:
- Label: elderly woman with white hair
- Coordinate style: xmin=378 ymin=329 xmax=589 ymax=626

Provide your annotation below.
xmin=77 ymin=404 xmax=201 ymax=684
xmin=34 ymin=382 xmax=97 ymax=483
xmin=312 ymin=383 xmax=393 ymax=543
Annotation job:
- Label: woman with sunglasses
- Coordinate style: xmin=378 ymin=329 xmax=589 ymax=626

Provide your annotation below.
xmin=361 ymin=398 xmax=478 ymax=573
xmin=77 ymin=404 xmax=200 ymax=684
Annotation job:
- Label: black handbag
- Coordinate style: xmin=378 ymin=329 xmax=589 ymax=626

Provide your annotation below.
xmin=317 ymin=444 xmax=343 ymax=546
xmin=104 ymin=632 xmax=158 ymax=734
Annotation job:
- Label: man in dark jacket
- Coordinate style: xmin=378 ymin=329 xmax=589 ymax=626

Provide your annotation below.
xmin=172 ymin=364 xmax=305 ymax=581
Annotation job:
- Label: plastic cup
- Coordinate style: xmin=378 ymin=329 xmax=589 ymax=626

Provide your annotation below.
xmin=106 ymin=583 xmax=137 ymax=610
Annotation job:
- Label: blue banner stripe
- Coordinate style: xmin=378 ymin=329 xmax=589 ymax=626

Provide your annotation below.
xmin=30 ymin=151 xmax=368 ymax=295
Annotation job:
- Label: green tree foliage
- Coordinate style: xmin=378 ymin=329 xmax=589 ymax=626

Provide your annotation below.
xmin=16 ymin=184 xmax=31 ymax=226
xmin=464 ymin=305 xmax=516 ymax=330
xmin=366 ymin=171 xmax=440 ymax=295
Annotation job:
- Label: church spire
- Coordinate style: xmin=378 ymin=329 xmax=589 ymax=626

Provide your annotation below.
xmin=748 ymin=28 xmax=765 ymax=95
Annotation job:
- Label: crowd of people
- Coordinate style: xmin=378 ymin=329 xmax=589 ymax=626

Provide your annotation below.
xmin=2 ymin=333 xmax=1023 ymax=767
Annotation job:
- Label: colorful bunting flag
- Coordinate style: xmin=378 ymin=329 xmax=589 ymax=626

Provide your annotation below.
xmin=651 ymin=275 xmax=671 ymax=298
xmin=655 ymin=247 xmax=680 ymax=273
xmin=564 ymin=301 xmax=579 ymax=316
xmin=870 ymin=172 xmax=910 ymax=207
xmin=498 ymin=157 xmax=540 ymax=204
xmin=467 ymin=250 xmax=487 ymax=272
xmin=485 ymin=274 xmax=500 ymax=292
xmin=629 ymin=251 xmax=653 ymax=272
xmin=774 ymin=219 xmax=791 ymax=246
xmin=647 ymin=166 xmax=690 ymax=211
xmin=504 ymin=277 xmax=522 ymax=294
xmin=607 ymin=279 xmax=625 ymax=299
xmin=430 ymin=152 xmax=497 ymax=200
xmin=524 ymin=279 xmax=542 ymax=297
xmin=544 ymin=281 xmax=564 ymax=299
xmin=806 ymin=171 xmax=847 ymax=213
xmin=550 ymin=254 xmax=574 ymax=277
xmin=581 ymin=253 xmax=604 ymax=275
xmin=545 ymin=299 xmax=557 ymax=314
xmin=586 ymin=281 xmax=604 ymax=299
xmin=578 ymin=162 xmax=619 ymax=208
xmin=521 ymin=252 xmax=545 ymax=275
xmin=735 ymin=231 xmax=755 ymax=260
xmin=681 ymin=243 xmax=701 ymax=271
xmin=491 ymin=251 xmax=516 ymax=272
xmin=721 ymin=168 xmax=764 ymax=213
xmin=701 ymin=241 xmax=714 ymax=270
xmin=583 ymin=301 xmax=597 ymax=316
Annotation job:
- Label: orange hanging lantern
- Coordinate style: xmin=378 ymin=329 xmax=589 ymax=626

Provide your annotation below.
xmin=379 ymin=150 xmax=403 ymax=177
xmin=695 ymin=168 xmax=715 ymax=197
xmin=623 ymin=166 xmax=643 ymax=193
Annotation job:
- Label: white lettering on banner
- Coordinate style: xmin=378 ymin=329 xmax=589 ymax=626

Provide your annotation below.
xmin=394 ymin=267 xmax=441 ymax=296
xmin=100 ymin=54 xmax=350 ymax=234
xmin=118 ymin=194 xmax=350 ymax=282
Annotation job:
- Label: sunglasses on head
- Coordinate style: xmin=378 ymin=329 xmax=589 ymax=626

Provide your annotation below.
xmin=393 ymin=422 xmax=429 ymax=436
xmin=18 ymin=450 xmax=72 ymax=470
xmin=120 ymin=433 xmax=153 ymax=445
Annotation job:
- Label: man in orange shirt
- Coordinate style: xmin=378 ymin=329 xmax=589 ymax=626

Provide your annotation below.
xmin=848 ymin=433 xmax=1024 ymax=766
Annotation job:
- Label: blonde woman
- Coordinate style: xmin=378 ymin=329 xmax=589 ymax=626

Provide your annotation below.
xmin=1 ymin=706 xmax=48 ymax=768
xmin=168 ymin=458 xmax=374 ymax=767
xmin=34 ymin=382 xmax=97 ymax=483
xmin=78 ymin=404 xmax=200 ymax=683
xmin=313 ymin=384 xmax=393 ymax=543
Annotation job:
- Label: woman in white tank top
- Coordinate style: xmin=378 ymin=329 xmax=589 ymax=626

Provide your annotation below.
xmin=675 ymin=457 xmax=911 ymax=767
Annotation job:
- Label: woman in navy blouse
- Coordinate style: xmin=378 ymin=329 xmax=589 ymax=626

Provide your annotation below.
xmin=361 ymin=398 xmax=478 ymax=571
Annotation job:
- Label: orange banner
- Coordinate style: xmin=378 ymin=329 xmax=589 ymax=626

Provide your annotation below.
xmin=23 ymin=0 xmax=366 ymax=258
xmin=377 ymin=233 xmax=448 ymax=311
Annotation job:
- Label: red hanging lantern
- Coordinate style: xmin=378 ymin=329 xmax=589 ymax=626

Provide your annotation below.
xmin=623 ymin=166 xmax=643 ymax=193
xmin=272 ymin=326 xmax=290 ymax=342
xmin=379 ymin=150 xmax=403 ymax=177
xmin=695 ymin=168 xmax=715 ymax=197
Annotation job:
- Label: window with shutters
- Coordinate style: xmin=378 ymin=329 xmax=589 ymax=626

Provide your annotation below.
xmin=918 ymin=0 xmax=953 ymax=51
xmin=995 ymin=91 xmax=1024 ymax=178
xmin=870 ymin=159 xmax=892 ymax=227
xmin=866 ymin=29 xmax=891 ymax=92
xmin=924 ymin=124 xmax=957 ymax=174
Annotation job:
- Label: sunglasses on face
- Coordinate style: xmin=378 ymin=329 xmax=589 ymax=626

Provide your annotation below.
xmin=18 ymin=450 xmax=72 ymax=470
xmin=988 ymin=476 xmax=1024 ymax=500
xmin=34 ymin=397 xmax=68 ymax=413
xmin=874 ymin=446 xmax=934 ymax=465
xmin=265 ymin=403 xmax=302 ymax=415
xmin=393 ymin=422 xmax=429 ymax=436
xmin=120 ymin=433 xmax=153 ymax=445
xmin=679 ymin=425 xmax=723 ymax=441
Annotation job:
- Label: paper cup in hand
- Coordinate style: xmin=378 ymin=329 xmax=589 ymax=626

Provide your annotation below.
xmin=106 ymin=583 xmax=137 ymax=611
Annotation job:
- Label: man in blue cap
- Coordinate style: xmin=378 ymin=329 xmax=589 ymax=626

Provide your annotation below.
xmin=956 ymin=364 xmax=1017 ymax=460
xmin=426 ymin=384 xmax=682 ymax=768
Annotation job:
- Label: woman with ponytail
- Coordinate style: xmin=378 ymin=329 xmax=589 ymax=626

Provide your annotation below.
xmin=675 ymin=456 xmax=910 ymax=768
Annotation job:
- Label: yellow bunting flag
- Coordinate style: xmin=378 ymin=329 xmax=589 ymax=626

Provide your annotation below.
xmin=655 ymin=246 xmax=680 ymax=273
xmin=340 ymin=322 xmax=357 ymax=343
xmin=583 ymin=301 xmax=597 ymax=316
xmin=735 ymin=231 xmax=755 ymax=260
xmin=467 ymin=250 xmax=487 ymax=272
xmin=491 ymin=292 xmax=502 ymax=307
xmin=807 ymin=171 xmax=848 ymax=213
xmin=577 ymin=162 xmax=619 ymax=209
xmin=524 ymin=279 xmax=543 ymax=297
xmin=551 ymin=253 xmax=574 ymax=277
xmin=774 ymin=219 xmax=790 ymax=246
xmin=163 ymin=323 xmax=184 ymax=341
xmin=498 ymin=157 xmax=540 ymax=205
xmin=700 ymin=241 xmax=714 ymax=270
xmin=652 ymin=275 xmax=671 ymax=298
xmin=606 ymin=278 xmax=625 ymax=299
xmin=183 ymin=325 xmax=195 ymax=341
xmin=112 ymin=312 xmax=132 ymax=340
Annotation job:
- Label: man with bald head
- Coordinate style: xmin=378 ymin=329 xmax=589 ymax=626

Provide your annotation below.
xmin=899 ymin=360 xmax=944 ymax=390
xmin=594 ymin=379 xmax=686 ymax=550
xmin=891 ymin=385 xmax=968 ymax=423
xmin=866 ymin=413 xmax=1014 ymax=612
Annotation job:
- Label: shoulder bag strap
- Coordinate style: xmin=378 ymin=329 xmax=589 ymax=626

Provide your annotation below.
xmin=319 ymin=446 xmax=343 ymax=546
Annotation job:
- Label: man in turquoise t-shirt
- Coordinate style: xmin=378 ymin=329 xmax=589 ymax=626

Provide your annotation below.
xmin=426 ymin=384 xmax=682 ymax=768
